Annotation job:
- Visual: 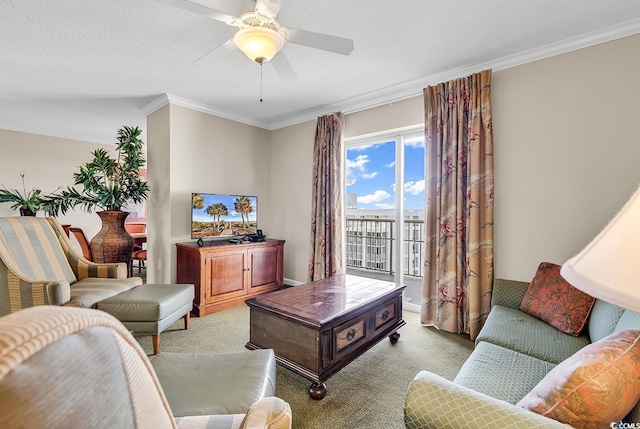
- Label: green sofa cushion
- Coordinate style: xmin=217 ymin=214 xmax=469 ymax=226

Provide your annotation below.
xmin=455 ymin=341 xmax=556 ymax=404
xmin=475 ymin=305 xmax=590 ymax=364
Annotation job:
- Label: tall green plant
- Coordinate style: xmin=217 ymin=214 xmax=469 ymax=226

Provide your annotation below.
xmin=46 ymin=126 xmax=149 ymax=215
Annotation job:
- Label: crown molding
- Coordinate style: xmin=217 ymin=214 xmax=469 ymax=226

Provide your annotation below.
xmin=143 ymin=18 xmax=640 ymax=131
xmin=269 ymin=17 xmax=640 ymax=130
xmin=142 ymin=93 xmax=272 ymax=129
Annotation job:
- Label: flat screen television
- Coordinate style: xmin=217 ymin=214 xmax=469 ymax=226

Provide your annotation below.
xmin=191 ymin=193 xmax=258 ymax=239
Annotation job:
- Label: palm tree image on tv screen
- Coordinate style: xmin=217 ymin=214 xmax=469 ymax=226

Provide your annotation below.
xmin=191 ymin=193 xmax=258 ymax=238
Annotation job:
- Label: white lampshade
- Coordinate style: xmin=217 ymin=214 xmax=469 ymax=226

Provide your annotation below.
xmin=561 ymin=185 xmax=640 ymax=312
xmin=234 ymin=26 xmax=284 ymax=64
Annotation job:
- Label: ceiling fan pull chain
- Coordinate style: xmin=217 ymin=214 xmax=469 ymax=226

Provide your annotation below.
xmin=260 ymin=62 xmax=264 ymax=102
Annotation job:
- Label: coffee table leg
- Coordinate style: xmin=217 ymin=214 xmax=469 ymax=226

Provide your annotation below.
xmin=389 ymin=331 xmax=400 ymax=344
xmin=309 ymin=382 xmax=327 ymax=400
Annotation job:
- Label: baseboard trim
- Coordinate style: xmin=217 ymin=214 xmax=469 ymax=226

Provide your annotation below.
xmin=284 ymin=278 xmax=304 ymax=287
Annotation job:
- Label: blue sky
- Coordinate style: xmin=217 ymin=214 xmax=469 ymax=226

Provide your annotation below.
xmin=192 ymin=194 xmax=257 ymax=223
xmin=346 ymin=138 xmax=425 ymax=210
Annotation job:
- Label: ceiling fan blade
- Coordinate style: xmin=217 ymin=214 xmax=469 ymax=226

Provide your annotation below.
xmin=285 ymin=28 xmax=354 ymax=56
xmin=194 ymin=39 xmax=236 ymax=63
xmin=270 ymin=53 xmax=297 ymax=81
xmin=255 ymin=0 xmax=282 ymax=19
xmin=154 ymin=0 xmax=238 ymax=24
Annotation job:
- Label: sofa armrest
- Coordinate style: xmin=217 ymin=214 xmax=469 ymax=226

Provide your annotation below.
xmin=45 ymin=281 xmax=71 ymax=305
xmin=175 ymin=397 xmax=292 ymax=429
xmin=71 ymin=259 xmax=128 ymax=280
xmin=0 ymin=259 xmax=72 ymax=315
xmin=491 ymin=278 xmax=530 ymax=309
xmin=240 ymin=397 xmax=291 ymax=429
xmin=404 ymin=371 xmax=571 ymax=429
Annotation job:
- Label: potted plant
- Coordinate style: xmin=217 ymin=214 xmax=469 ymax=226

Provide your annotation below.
xmin=0 ymin=174 xmax=44 ymax=216
xmin=46 ymin=125 xmax=149 ymax=264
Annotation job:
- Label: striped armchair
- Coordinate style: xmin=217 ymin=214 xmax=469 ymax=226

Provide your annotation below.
xmin=0 ymin=216 xmax=142 ymax=315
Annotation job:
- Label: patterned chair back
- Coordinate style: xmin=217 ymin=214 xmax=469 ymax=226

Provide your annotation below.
xmin=0 ymin=217 xmax=77 ymax=284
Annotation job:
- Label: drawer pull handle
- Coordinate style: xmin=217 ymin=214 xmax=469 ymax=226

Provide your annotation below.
xmin=346 ymin=328 xmax=357 ymax=341
xmin=381 ymin=310 xmax=389 ymax=321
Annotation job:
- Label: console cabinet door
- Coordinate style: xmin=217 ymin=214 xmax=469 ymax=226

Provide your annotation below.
xmin=248 ymin=244 xmax=283 ymax=293
xmin=204 ymin=249 xmax=247 ymax=304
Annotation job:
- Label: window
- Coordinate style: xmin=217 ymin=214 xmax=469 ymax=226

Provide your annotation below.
xmin=344 ymin=126 xmax=425 ymax=306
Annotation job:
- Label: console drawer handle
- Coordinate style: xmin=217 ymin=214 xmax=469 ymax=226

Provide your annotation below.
xmin=346 ymin=328 xmax=357 ymax=341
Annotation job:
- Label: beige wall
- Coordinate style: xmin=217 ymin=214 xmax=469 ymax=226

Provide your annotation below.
xmin=146 ymin=105 xmax=171 ymax=284
xmin=491 ymin=33 xmax=640 ymax=281
xmin=146 ymin=104 xmax=272 ymax=283
xmin=344 ymin=96 xmax=423 ymax=139
xmin=269 ymin=121 xmax=316 ymax=282
xmin=0 ymin=129 xmax=116 ymax=241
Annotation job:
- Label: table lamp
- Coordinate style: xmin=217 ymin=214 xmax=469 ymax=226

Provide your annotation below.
xmin=561 ymin=185 xmax=640 ymax=313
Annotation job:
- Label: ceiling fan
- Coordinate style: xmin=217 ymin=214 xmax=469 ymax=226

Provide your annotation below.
xmin=156 ymin=0 xmax=355 ymax=81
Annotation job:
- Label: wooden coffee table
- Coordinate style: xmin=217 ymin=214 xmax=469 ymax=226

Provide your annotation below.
xmin=245 ymin=274 xmax=406 ymax=399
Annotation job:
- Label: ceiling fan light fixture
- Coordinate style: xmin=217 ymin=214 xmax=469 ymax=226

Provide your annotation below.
xmin=234 ymin=26 xmax=284 ymax=64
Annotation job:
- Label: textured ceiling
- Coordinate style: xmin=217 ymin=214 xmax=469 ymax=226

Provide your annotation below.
xmin=2 ymin=0 xmax=640 ymax=144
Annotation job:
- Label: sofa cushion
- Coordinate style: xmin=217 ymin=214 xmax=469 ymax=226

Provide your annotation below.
xmin=65 ymin=276 xmax=142 ymax=308
xmin=520 ymin=262 xmax=595 ymax=336
xmin=476 ymin=305 xmax=590 ymax=364
xmin=455 ymin=342 xmax=556 ymax=405
xmin=517 ymin=329 xmax=640 ymax=428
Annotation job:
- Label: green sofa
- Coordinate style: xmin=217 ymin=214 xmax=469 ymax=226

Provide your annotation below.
xmin=404 ymin=279 xmax=640 ymax=428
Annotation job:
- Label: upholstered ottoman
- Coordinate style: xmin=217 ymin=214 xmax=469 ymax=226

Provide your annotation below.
xmin=97 ymin=283 xmax=195 ymax=354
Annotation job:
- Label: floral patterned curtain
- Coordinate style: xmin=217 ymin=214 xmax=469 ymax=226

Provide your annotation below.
xmin=422 ymin=70 xmax=494 ymax=340
xmin=308 ymin=112 xmax=344 ymax=282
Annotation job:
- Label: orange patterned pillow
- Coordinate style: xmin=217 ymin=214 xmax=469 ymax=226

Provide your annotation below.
xmin=520 ymin=262 xmax=595 ymax=335
xmin=517 ymin=330 xmax=640 ymax=428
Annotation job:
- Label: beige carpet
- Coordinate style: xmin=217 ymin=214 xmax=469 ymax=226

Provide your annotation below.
xmin=136 ymin=306 xmax=474 ymax=429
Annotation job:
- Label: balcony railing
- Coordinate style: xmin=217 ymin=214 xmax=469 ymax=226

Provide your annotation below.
xmin=345 ymin=218 xmax=424 ymax=278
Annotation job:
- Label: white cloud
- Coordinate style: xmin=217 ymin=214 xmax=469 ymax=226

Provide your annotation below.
xmin=375 ymin=203 xmax=395 ymax=209
xmin=346 ymin=154 xmax=369 ymax=171
xmin=357 ymin=190 xmax=391 ymax=204
xmin=405 ymin=137 xmax=425 ymax=148
xmin=349 ymin=143 xmax=380 ymax=152
xmin=346 ymin=154 xmax=369 ymax=185
xmin=361 ymin=172 xmax=378 ymax=179
xmin=405 ymin=179 xmax=425 ymax=195
xmin=386 ymin=161 xmax=396 ymax=168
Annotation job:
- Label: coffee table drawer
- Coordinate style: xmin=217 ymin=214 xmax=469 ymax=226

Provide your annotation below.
xmin=374 ymin=300 xmax=401 ymax=334
xmin=335 ymin=318 xmax=366 ymax=353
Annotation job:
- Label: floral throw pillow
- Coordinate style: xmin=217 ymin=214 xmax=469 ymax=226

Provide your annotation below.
xmin=520 ymin=262 xmax=595 ymax=336
xmin=517 ymin=329 xmax=640 ymax=428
